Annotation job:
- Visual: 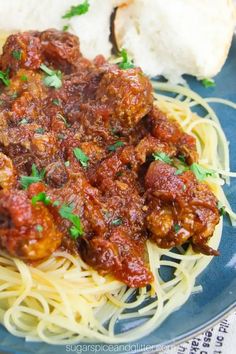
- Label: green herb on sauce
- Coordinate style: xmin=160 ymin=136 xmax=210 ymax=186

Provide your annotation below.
xmin=59 ymin=204 xmax=83 ymax=239
xmin=173 ymin=224 xmax=181 ymax=233
xmin=20 ymin=164 xmax=46 ymax=190
xmin=32 ymin=192 xmax=51 ymax=206
xmin=153 ymin=152 xmax=173 ymax=165
xmin=20 ymin=74 xmax=28 ymax=82
xmin=35 ymin=224 xmax=43 ymax=232
xmin=35 ymin=127 xmax=45 ymax=134
xmin=73 ymin=147 xmax=89 ymax=168
xmin=0 ymin=69 xmax=10 ymax=86
xmin=40 ymin=64 xmax=62 ymax=89
xmin=108 ymin=141 xmax=125 ymax=152
xmin=19 ymin=118 xmax=29 ymax=125
xmin=52 ymin=98 xmax=61 ymax=106
xmin=111 ymin=218 xmax=123 ymax=226
xmin=12 ymin=50 xmax=22 ymax=60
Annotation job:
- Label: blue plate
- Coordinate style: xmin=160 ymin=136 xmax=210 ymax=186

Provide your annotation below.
xmin=1 ymin=38 xmax=236 ymax=354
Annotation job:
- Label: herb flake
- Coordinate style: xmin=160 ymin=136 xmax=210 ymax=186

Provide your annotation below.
xmin=153 ymin=152 xmax=173 ymax=165
xmin=62 ymin=0 xmax=90 ymax=19
xmin=118 ymin=49 xmax=135 ymax=70
xmin=190 ymin=163 xmax=215 ymax=181
xmin=0 ymin=69 xmax=10 ymax=86
xmin=108 ymin=141 xmax=124 ymax=152
xmin=20 ymin=164 xmax=45 ymax=189
xmin=32 ymin=192 xmax=51 ymax=206
xmin=201 ymin=78 xmax=216 ymax=88
xmin=40 ymin=64 xmax=62 ymax=89
xmin=12 ymin=50 xmax=22 ymax=60
xmin=73 ymin=147 xmax=89 ymax=168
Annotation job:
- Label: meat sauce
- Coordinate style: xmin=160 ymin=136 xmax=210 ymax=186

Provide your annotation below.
xmin=0 ymin=30 xmax=220 ymax=287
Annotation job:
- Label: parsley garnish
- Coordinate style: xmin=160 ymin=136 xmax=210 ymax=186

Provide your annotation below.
xmin=73 ymin=148 xmax=89 ymax=168
xmin=12 ymin=50 xmax=22 ymax=60
xmin=190 ymin=163 xmax=215 ymax=181
xmin=59 ymin=204 xmax=83 ymax=239
xmin=35 ymin=224 xmax=43 ymax=232
xmin=217 ymin=201 xmax=226 ymax=216
xmin=32 ymin=192 xmax=51 ymax=206
xmin=111 ymin=218 xmax=123 ymax=226
xmin=35 ymin=127 xmax=45 ymax=134
xmin=40 ymin=64 xmax=62 ymax=89
xmin=174 ymin=224 xmax=181 ymax=233
xmin=62 ymin=0 xmax=90 ymax=19
xmin=19 ymin=118 xmax=29 ymax=125
xmin=0 ymin=69 xmax=10 ymax=86
xmin=52 ymin=98 xmax=61 ymax=106
xmin=20 ymin=164 xmax=45 ymax=190
xmin=153 ymin=152 xmax=173 ymax=165
xmin=20 ymin=75 xmax=28 ymax=82
xmin=201 ymin=78 xmax=215 ymax=88
xmin=63 ymin=25 xmax=70 ymax=32
xmin=108 ymin=141 xmax=124 ymax=152
xmin=118 ymin=49 xmax=135 ymax=70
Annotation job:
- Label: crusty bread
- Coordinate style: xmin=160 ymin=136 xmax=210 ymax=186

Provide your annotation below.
xmin=115 ymin=0 xmax=236 ymax=82
xmin=0 ymin=0 xmax=126 ymax=59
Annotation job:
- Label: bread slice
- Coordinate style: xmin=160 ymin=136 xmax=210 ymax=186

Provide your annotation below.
xmin=115 ymin=0 xmax=236 ymax=82
xmin=0 ymin=0 xmax=127 ymax=59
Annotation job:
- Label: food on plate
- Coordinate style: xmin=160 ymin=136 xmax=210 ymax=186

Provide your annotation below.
xmin=0 ymin=29 xmax=235 ymax=344
xmin=114 ymin=0 xmax=236 ymax=81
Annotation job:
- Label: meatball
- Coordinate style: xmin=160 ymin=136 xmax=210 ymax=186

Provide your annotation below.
xmin=0 ymin=189 xmax=62 ymax=260
xmin=145 ymin=161 xmax=220 ymax=255
xmin=96 ymin=67 xmax=153 ymax=129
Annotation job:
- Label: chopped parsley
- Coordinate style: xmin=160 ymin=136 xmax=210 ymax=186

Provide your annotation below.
xmin=217 ymin=201 xmax=226 ymax=216
xmin=63 ymin=24 xmax=70 ymax=32
xmin=108 ymin=141 xmax=124 ymax=152
xmin=35 ymin=127 xmax=45 ymax=134
xmin=62 ymin=0 xmax=90 ymax=19
xmin=174 ymin=166 xmax=188 ymax=175
xmin=40 ymin=64 xmax=62 ymax=89
xmin=73 ymin=147 xmax=89 ymax=168
xmin=118 ymin=49 xmax=135 ymax=70
xmin=178 ymin=155 xmax=186 ymax=163
xmin=52 ymin=98 xmax=61 ymax=106
xmin=153 ymin=152 xmax=173 ymax=165
xmin=20 ymin=164 xmax=45 ymax=189
xmin=20 ymin=74 xmax=28 ymax=82
xmin=190 ymin=163 xmax=215 ymax=181
xmin=19 ymin=118 xmax=29 ymax=125
xmin=173 ymin=224 xmax=181 ymax=233
xmin=35 ymin=224 xmax=43 ymax=232
xmin=111 ymin=218 xmax=123 ymax=226
xmin=12 ymin=50 xmax=22 ymax=60
xmin=59 ymin=204 xmax=83 ymax=239
xmin=32 ymin=192 xmax=51 ymax=206
xmin=201 ymin=78 xmax=216 ymax=88
xmin=0 ymin=69 xmax=10 ymax=86
xmin=52 ymin=200 xmax=60 ymax=207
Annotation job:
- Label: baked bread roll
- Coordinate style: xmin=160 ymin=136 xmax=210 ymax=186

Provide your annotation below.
xmin=115 ymin=0 xmax=236 ymax=82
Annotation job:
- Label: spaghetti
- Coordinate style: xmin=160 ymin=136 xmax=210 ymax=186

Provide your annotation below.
xmin=0 ymin=82 xmax=234 ymax=344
